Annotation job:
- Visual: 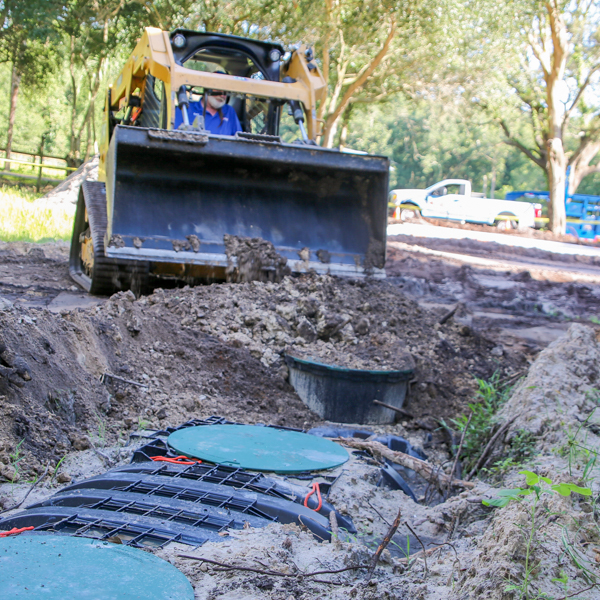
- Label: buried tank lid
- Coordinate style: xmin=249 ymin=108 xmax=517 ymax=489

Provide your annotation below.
xmin=0 ymin=533 xmax=194 ymax=599
xmin=167 ymin=424 xmax=349 ymax=473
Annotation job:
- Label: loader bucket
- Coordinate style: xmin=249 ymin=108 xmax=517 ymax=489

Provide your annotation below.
xmin=104 ymin=126 xmax=389 ymax=279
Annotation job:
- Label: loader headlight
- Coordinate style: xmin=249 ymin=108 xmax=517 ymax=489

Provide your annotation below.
xmin=268 ymin=49 xmax=281 ymax=62
xmin=172 ymin=34 xmax=187 ymax=49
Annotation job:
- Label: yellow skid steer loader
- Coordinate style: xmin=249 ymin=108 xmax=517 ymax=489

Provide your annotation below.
xmin=69 ymin=28 xmax=389 ymax=295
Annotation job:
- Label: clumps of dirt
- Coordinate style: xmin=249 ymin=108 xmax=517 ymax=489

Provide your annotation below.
xmin=499 ymin=324 xmax=600 ymax=450
xmin=390 ymin=232 xmax=600 ymax=267
xmin=391 ymin=213 xmax=600 ymax=247
xmin=0 ymin=291 xmax=313 ymax=479
xmin=224 ymin=235 xmax=291 ymax=283
xmin=287 ymin=344 xmax=415 ymax=372
xmin=0 ymin=272 xmax=523 ymax=480
xmin=144 ymin=273 xmax=524 ymax=406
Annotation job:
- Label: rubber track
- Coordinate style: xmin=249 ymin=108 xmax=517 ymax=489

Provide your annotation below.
xmin=69 ymin=181 xmax=147 ymax=296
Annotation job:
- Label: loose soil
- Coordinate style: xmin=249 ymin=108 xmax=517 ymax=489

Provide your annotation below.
xmin=1 ymin=216 xmax=600 ymax=599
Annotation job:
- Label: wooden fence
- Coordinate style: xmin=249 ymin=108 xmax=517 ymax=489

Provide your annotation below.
xmin=0 ymin=147 xmax=78 ymax=191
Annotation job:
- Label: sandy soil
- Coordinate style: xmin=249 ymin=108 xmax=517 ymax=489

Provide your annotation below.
xmin=1 ymin=223 xmax=599 ymax=599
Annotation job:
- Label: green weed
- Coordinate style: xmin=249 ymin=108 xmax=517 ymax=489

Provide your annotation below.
xmin=8 ymin=439 xmax=25 ymax=482
xmin=137 ymin=416 xmax=151 ymax=430
xmin=483 ymin=471 xmax=592 ymax=599
xmin=51 ymin=454 xmax=68 ymax=482
xmin=453 ymin=372 xmax=514 ymax=474
xmin=557 ymin=408 xmax=599 ymax=479
xmin=92 ymin=412 xmax=107 ymax=447
xmin=483 ymin=429 xmax=539 ymax=478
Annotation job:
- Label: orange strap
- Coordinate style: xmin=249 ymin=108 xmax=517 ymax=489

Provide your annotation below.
xmin=0 ymin=526 xmax=35 ymax=537
xmin=130 ymin=106 xmax=142 ymax=123
xmin=150 ymin=455 xmax=202 ymax=465
xmin=303 ymin=482 xmax=322 ymax=512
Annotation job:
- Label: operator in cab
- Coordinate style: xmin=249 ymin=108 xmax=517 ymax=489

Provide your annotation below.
xmin=174 ymin=78 xmax=242 ymax=136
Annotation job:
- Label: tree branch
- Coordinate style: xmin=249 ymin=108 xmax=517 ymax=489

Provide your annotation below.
xmin=321 ymin=16 xmax=397 ymax=146
xmin=498 ymin=118 xmax=546 ymax=169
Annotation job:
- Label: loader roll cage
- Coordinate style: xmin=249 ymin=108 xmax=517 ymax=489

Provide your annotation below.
xmin=169 ymin=30 xmax=285 ymax=137
xmin=101 ymin=28 xmax=326 ymax=157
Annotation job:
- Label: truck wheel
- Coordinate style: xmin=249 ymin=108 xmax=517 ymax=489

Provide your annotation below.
xmin=495 ymin=213 xmax=518 ymax=230
xmin=400 ymin=205 xmax=420 ymax=221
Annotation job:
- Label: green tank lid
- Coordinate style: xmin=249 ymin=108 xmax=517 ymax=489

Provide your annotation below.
xmin=167 ymin=424 xmax=349 ymax=473
xmin=0 ymin=534 xmax=194 ymax=599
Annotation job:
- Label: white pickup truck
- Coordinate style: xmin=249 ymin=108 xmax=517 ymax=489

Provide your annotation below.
xmin=389 ymin=179 xmax=542 ymax=229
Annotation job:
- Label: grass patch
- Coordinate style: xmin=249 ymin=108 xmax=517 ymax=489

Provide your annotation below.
xmin=0 ymin=185 xmax=74 ymax=242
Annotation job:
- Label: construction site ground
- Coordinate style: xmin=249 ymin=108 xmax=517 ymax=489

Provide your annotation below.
xmin=1 ymin=217 xmax=599 ymax=599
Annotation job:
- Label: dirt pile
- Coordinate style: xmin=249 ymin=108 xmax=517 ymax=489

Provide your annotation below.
xmin=0 ymin=271 xmax=525 ymax=480
xmin=143 ymin=273 xmax=523 ymax=393
xmin=499 ymin=323 xmax=600 ymax=449
xmin=454 ymin=323 xmax=600 ymax=600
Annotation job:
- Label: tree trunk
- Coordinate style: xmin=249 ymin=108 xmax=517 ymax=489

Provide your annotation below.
xmin=338 ymin=104 xmax=353 ymax=150
xmin=320 ymin=18 xmax=396 ymax=148
xmin=67 ymin=35 xmax=80 ymax=167
xmin=546 ymin=137 xmax=567 ymax=234
xmin=5 ymin=64 xmax=21 ymax=171
xmin=84 ymin=115 xmax=92 ymax=163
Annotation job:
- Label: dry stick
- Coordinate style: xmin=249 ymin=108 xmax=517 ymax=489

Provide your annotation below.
xmin=366 ymin=500 xmax=392 ymax=527
xmin=405 ymin=522 xmax=428 ymax=576
xmin=373 ymin=399 xmax=414 ymax=419
xmin=336 ymin=438 xmax=475 ymax=490
xmin=466 ymin=414 xmax=520 ymax=481
xmin=497 ymin=370 xmax=526 ymax=388
xmin=556 ymin=583 xmax=599 ymax=599
xmin=366 ymin=506 xmax=403 ymax=582
xmin=435 ymin=541 xmax=461 ymax=570
xmin=178 ymin=554 xmax=370 ymax=580
xmin=0 ymin=463 xmax=49 ymax=515
xmin=438 ymin=303 xmax=459 ymax=325
xmin=446 ymin=412 xmax=472 ymax=499
xmin=101 ymin=372 xmax=148 ymax=389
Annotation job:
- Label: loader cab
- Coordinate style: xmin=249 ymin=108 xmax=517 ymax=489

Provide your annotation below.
xmin=170 ymin=30 xmax=285 ymax=136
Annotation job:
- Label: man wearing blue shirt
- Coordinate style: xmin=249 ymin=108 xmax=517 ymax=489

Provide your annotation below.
xmin=174 ymin=89 xmax=242 ymax=136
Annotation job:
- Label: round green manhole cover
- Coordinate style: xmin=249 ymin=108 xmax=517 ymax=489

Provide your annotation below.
xmin=167 ymin=424 xmax=349 ymax=473
xmin=0 ymin=534 xmax=194 ymax=599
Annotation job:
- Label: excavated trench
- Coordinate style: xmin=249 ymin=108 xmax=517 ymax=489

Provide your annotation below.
xmin=1 ymin=233 xmax=599 ymax=599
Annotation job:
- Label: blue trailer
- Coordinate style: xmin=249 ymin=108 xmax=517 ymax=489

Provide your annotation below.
xmin=505 ymin=190 xmax=600 ymax=241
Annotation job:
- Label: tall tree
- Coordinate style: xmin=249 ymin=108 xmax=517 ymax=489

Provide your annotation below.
xmin=476 ymin=0 xmax=600 ymax=234
xmin=258 ymin=0 xmax=442 ymax=148
xmin=59 ymin=0 xmax=144 ymax=166
xmin=0 ymin=1 xmax=61 ymax=169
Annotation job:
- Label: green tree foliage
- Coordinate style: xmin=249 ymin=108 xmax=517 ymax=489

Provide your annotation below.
xmin=0 ymin=0 xmax=595 ymax=206
xmin=344 ymin=95 xmax=546 ymax=194
xmin=256 ymin=0 xmax=446 ymax=148
xmin=0 ymin=1 xmax=62 ymax=165
xmin=470 ymin=0 xmax=600 ymax=233
xmin=60 ymin=0 xmax=146 ymax=165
